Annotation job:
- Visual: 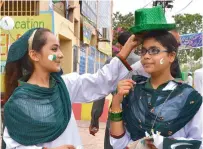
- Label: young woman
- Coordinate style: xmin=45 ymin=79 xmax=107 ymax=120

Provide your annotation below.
xmin=109 ymin=30 xmax=202 ymax=149
xmin=2 ymin=28 xmax=140 ymax=149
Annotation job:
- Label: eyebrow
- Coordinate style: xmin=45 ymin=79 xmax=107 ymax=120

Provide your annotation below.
xmin=142 ymin=46 xmax=159 ymax=49
xmin=52 ymin=44 xmax=60 ymax=47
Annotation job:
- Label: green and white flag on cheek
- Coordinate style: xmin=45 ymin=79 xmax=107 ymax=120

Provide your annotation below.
xmin=163 ymin=138 xmax=201 ymax=149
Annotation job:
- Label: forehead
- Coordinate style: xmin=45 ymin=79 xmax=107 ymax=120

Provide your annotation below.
xmin=45 ymin=32 xmax=59 ymax=45
xmin=143 ymin=38 xmax=164 ymax=49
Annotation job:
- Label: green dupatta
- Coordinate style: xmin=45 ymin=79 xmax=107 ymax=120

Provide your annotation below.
xmin=4 ymin=73 xmax=71 ymax=145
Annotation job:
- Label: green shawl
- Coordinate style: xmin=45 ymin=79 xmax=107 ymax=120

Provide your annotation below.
xmin=122 ymin=75 xmax=202 ymax=141
xmin=4 ymin=73 xmax=71 ymax=145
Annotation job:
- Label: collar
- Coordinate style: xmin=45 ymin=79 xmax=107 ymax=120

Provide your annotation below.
xmin=145 ymin=78 xmax=179 ymax=90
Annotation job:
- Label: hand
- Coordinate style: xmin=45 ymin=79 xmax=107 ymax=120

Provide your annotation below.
xmin=50 ymin=145 xmax=76 ymax=149
xmin=113 ymin=79 xmax=135 ymax=103
xmin=117 ymin=79 xmax=135 ymax=97
xmin=119 ymin=34 xmax=144 ymax=58
xmin=126 ymin=137 xmax=157 ymax=149
xmin=145 ymin=138 xmax=158 ymax=149
xmin=89 ymin=125 xmax=99 ymax=136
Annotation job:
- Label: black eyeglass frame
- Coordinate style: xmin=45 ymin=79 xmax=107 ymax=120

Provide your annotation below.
xmin=135 ymin=47 xmax=169 ymax=56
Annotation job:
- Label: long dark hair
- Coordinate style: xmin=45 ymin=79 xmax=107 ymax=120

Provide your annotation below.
xmin=142 ymin=30 xmax=181 ymax=78
xmin=4 ymin=28 xmax=51 ymax=102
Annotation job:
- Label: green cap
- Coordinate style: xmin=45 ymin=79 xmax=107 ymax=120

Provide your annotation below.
xmin=129 ymin=6 xmax=176 ymax=34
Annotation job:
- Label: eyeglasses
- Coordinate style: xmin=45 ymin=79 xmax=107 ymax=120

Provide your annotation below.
xmin=135 ymin=47 xmax=168 ymax=56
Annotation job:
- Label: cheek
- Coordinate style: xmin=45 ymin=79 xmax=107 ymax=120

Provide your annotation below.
xmin=156 ymin=57 xmax=171 ymax=69
xmin=152 ymin=57 xmax=167 ymax=69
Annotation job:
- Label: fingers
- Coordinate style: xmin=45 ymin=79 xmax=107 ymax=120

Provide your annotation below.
xmin=130 ymin=34 xmax=143 ymax=45
xmin=117 ymin=79 xmax=136 ymax=97
xmin=119 ymin=79 xmax=135 ymax=85
xmin=66 ymin=145 xmax=75 ymax=149
xmin=128 ymin=35 xmax=139 ymax=48
xmin=145 ymin=139 xmax=157 ymax=149
xmin=118 ymin=79 xmax=135 ymax=90
xmin=89 ymin=126 xmax=99 ymax=136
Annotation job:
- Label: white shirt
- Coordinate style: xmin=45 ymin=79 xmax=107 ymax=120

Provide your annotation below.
xmin=194 ymin=68 xmax=203 ymax=96
xmin=110 ymin=81 xmax=203 ymax=149
xmin=187 ymin=75 xmax=193 ymax=86
xmin=3 ymin=57 xmax=146 ymax=149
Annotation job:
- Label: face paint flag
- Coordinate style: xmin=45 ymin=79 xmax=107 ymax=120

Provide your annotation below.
xmin=180 ymin=33 xmax=202 ymax=49
xmin=163 ymin=138 xmax=201 ymax=149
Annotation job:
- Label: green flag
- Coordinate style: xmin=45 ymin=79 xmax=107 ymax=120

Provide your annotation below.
xmin=163 ymin=138 xmax=201 ymax=149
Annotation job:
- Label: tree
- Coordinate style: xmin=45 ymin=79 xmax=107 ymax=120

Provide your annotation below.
xmin=113 ymin=12 xmax=134 ymax=31
xmin=174 ymin=14 xmax=202 ymax=34
xmin=173 ymin=13 xmax=202 ymax=71
xmin=112 ymin=12 xmax=134 ymax=45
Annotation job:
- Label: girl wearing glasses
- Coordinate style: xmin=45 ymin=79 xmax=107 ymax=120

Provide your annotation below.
xmin=109 ymin=30 xmax=202 ymax=149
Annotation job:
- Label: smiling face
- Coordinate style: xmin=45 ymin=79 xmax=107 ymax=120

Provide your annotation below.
xmin=29 ymin=31 xmax=64 ymax=73
xmin=140 ymin=34 xmax=177 ymax=76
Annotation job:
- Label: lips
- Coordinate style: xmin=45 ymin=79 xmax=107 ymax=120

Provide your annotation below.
xmin=144 ymin=63 xmax=153 ymax=65
xmin=55 ymin=61 xmax=60 ymax=64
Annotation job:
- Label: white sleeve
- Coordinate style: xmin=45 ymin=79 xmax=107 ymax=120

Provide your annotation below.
xmin=62 ymin=57 xmax=129 ymax=103
xmin=194 ymin=70 xmax=203 ymax=96
xmin=3 ymin=127 xmax=43 ymax=149
xmin=110 ymin=130 xmax=132 ymax=149
xmin=131 ymin=60 xmax=150 ymax=77
xmin=173 ymin=104 xmax=203 ymax=148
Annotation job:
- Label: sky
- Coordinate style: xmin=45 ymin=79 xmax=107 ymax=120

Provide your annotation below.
xmin=113 ymin=0 xmax=203 ymax=16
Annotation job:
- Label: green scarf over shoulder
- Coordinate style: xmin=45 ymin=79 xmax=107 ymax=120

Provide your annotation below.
xmin=122 ymin=75 xmax=202 ymax=141
xmin=4 ymin=73 xmax=71 ymax=145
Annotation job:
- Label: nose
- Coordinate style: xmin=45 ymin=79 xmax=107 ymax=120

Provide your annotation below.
xmin=142 ymin=51 xmax=151 ymax=60
xmin=58 ymin=49 xmax=64 ymax=59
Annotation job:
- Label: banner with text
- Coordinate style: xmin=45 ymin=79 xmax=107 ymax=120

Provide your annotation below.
xmin=180 ymin=33 xmax=202 ymax=49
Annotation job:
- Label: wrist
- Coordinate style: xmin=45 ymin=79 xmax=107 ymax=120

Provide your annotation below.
xmin=111 ymin=103 xmax=122 ymax=111
xmin=110 ymin=130 xmax=126 ymax=139
xmin=109 ymin=107 xmax=123 ymax=122
xmin=112 ymin=94 xmax=123 ymax=106
xmin=112 ymin=101 xmax=122 ymax=111
xmin=118 ymin=50 xmax=128 ymax=59
xmin=116 ymin=53 xmax=132 ymax=71
xmin=119 ymin=45 xmax=131 ymax=59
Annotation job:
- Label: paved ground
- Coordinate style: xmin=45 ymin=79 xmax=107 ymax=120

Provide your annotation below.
xmin=77 ymin=120 xmax=106 ymax=149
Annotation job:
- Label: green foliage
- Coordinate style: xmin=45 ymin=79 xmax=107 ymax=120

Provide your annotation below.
xmin=174 ymin=14 xmax=202 ymax=34
xmin=113 ymin=12 xmax=134 ymax=30
xmin=112 ymin=12 xmax=134 ymax=45
xmin=174 ymin=14 xmax=202 ymax=70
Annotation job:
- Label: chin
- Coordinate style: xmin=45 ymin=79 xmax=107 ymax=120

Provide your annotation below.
xmin=144 ymin=68 xmax=154 ymax=74
xmin=50 ymin=67 xmax=61 ymax=73
xmin=56 ymin=68 xmax=61 ymax=72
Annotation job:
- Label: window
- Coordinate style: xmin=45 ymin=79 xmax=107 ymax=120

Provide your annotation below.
xmin=73 ymin=46 xmax=78 ymax=72
xmin=74 ymin=19 xmax=79 ymax=38
xmin=1 ymin=0 xmax=39 ymax=16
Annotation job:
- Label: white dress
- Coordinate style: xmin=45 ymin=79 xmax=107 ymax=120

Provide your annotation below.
xmin=194 ymin=68 xmax=203 ymax=96
xmin=3 ymin=57 xmax=145 ymax=149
